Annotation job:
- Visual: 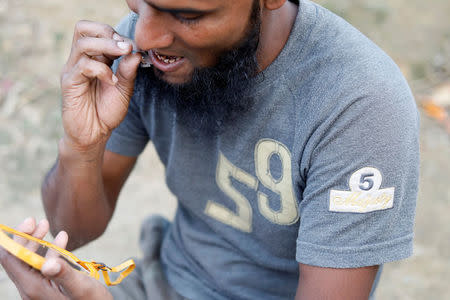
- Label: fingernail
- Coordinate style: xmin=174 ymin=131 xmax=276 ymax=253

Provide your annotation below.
xmin=23 ymin=217 xmax=35 ymax=228
xmin=113 ymin=33 xmax=122 ymax=41
xmin=112 ymin=74 xmax=118 ymax=84
xmin=117 ymin=41 xmax=130 ymax=50
xmin=54 ymin=231 xmax=69 ymax=246
xmin=42 ymin=259 xmax=61 ymax=276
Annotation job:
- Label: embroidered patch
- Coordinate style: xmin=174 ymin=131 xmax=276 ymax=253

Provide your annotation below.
xmin=329 ymin=167 xmax=395 ymax=213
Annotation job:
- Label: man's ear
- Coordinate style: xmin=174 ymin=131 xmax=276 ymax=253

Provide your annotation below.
xmin=262 ymin=0 xmax=287 ymax=10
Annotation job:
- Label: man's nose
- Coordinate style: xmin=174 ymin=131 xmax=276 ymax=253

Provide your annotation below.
xmin=134 ymin=10 xmax=174 ymax=50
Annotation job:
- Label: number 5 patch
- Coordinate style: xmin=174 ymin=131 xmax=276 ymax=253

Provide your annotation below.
xmin=329 ymin=167 xmax=395 ymax=213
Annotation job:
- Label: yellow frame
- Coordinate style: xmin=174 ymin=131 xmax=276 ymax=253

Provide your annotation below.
xmin=0 ymin=223 xmax=135 ymax=286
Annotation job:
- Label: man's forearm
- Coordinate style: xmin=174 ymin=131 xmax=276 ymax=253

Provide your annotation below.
xmin=295 ymin=264 xmax=378 ymax=300
xmin=41 ymin=138 xmax=112 ymax=250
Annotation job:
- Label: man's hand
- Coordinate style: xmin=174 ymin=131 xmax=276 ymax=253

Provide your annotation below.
xmin=0 ymin=218 xmax=113 ymax=300
xmin=40 ymin=21 xmax=142 ymax=249
xmin=60 ymin=20 xmax=141 ymax=151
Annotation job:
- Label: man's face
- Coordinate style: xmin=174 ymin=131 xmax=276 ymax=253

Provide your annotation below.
xmin=126 ymin=0 xmax=258 ymax=84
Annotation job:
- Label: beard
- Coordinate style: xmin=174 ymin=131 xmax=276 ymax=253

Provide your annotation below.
xmin=137 ymin=0 xmax=261 ymax=136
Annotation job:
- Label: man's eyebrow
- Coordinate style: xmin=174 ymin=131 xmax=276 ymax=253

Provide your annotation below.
xmin=145 ymin=1 xmax=216 ymax=14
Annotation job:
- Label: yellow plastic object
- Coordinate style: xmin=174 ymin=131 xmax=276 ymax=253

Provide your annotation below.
xmin=0 ymin=223 xmax=135 ymax=285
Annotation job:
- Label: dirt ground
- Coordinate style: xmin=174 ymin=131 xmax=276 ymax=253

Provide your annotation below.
xmin=0 ymin=0 xmax=449 ymax=299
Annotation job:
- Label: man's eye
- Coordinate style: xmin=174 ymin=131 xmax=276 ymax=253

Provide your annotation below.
xmin=173 ymin=13 xmax=202 ymax=25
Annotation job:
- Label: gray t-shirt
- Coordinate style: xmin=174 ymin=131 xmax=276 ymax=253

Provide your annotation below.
xmin=106 ymin=1 xmax=419 ymax=299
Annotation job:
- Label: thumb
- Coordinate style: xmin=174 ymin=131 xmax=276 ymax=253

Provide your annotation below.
xmin=41 ymin=258 xmax=96 ymax=299
xmin=115 ymin=52 xmax=142 ymax=98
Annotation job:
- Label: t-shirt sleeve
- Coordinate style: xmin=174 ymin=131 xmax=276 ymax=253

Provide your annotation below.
xmin=105 ymin=12 xmax=149 ymax=157
xmin=295 ymin=77 xmax=420 ymax=268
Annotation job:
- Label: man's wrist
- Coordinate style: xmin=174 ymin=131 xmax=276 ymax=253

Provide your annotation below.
xmin=58 ymin=136 xmax=108 ymax=167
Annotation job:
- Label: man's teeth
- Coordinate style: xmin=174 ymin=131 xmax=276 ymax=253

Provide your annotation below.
xmin=155 ymin=52 xmax=182 ymax=64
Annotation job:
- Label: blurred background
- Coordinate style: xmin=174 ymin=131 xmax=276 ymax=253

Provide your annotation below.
xmin=0 ymin=0 xmax=449 ymax=298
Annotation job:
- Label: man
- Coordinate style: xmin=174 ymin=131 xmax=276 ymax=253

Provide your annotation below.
xmin=0 ymin=0 xmax=419 ymax=299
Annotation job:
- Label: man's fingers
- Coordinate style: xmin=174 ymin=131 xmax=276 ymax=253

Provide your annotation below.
xmin=24 ymin=219 xmax=49 ymax=253
xmin=115 ymin=52 xmax=142 ymax=97
xmin=1 ymin=248 xmax=66 ymax=300
xmin=13 ymin=217 xmax=35 ymax=246
xmin=65 ymin=55 xmax=118 ymax=87
xmin=53 ymin=231 xmax=68 ymax=249
xmin=41 ymin=258 xmax=95 ymax=299
xmin=42 ymin=258 xmax=113 ymax=299
xmin=67 ymin=36 xmax=132 ymax=68
xmin=0 ymin=247 xmax=41 ymax=293
xmin=45 ymin=231 xmax=68 ymax=260
xmin=72 ymin=20 xmax=115 ymax=46
xmin=92 ymin=54 xmax=113 ymax=66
